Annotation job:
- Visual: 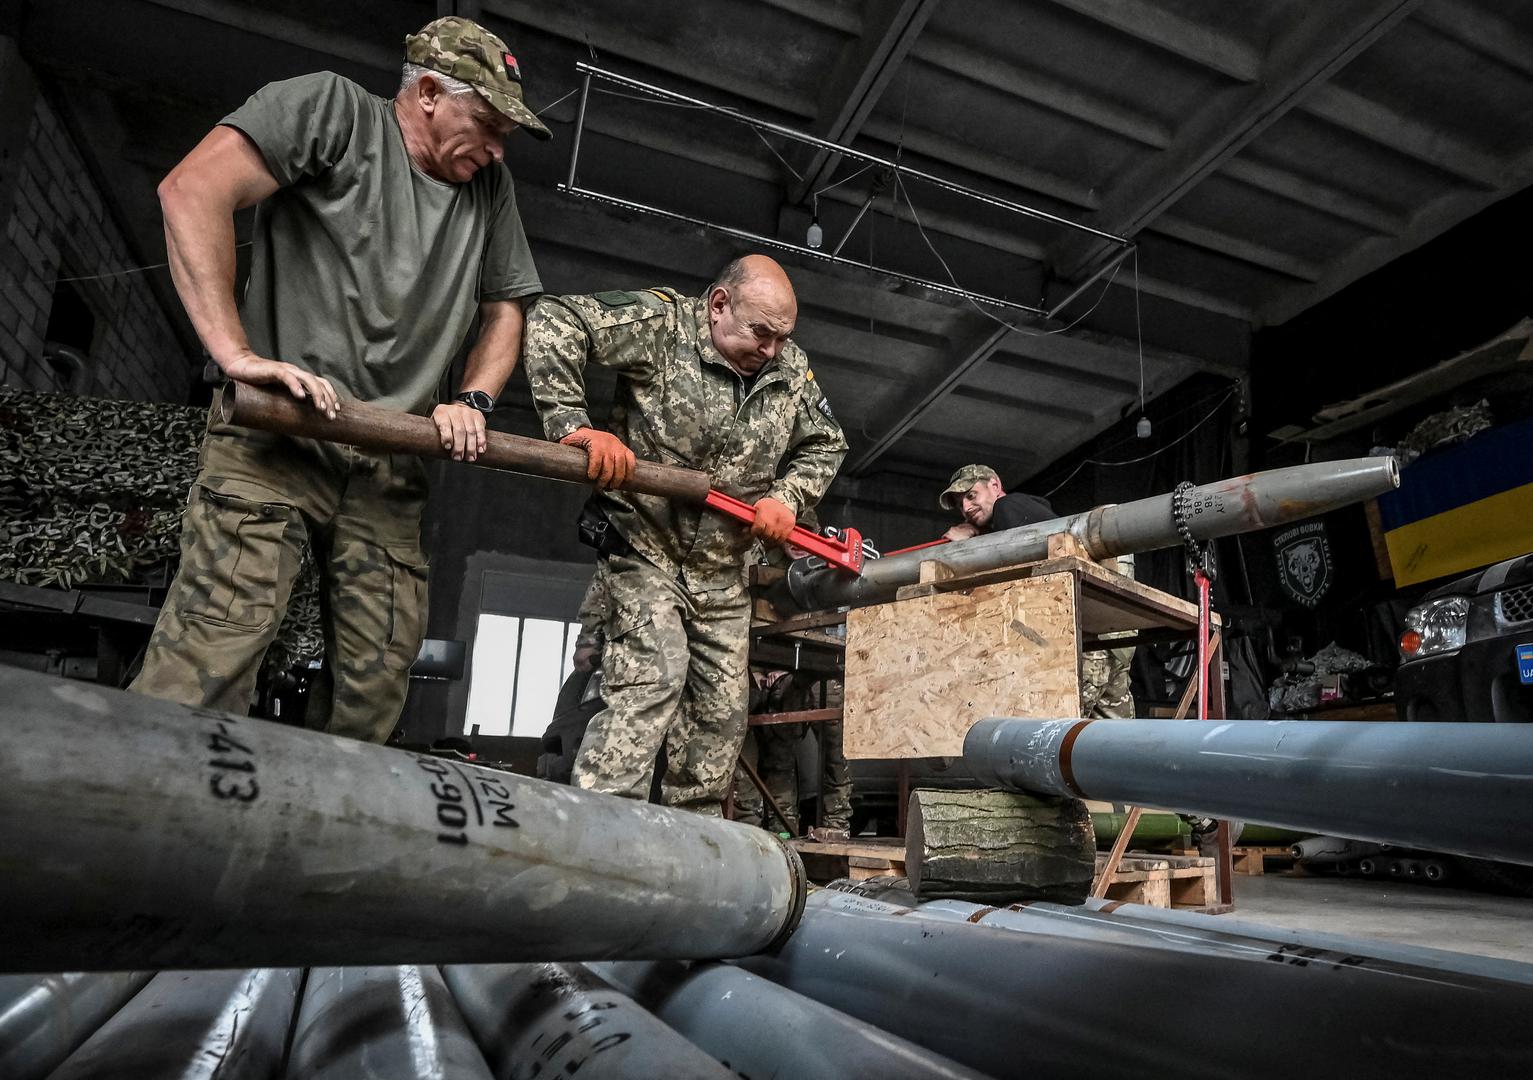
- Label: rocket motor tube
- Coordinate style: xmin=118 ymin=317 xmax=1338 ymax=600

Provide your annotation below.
xmin=0 ymin=668 xmax=805 ymax=974
xmin=964 ymin=716 xmax=1533 ymax=866
xmin=787 ymin=456 xmax=1401 ymax=610
xmin=216 ymin=381 xmax=713 ymax=503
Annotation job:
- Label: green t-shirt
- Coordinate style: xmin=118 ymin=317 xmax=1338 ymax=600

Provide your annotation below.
xmin=223 ymin=72 xmax=541 ymax=416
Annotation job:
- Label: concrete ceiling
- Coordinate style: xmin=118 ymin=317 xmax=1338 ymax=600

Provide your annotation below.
xmin=10 ymin=0 xmax=1533 ymax=492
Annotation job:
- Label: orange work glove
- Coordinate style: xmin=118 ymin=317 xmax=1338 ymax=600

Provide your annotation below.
xmin=560 ymin=427 xmax=636 ymax=490
xmin=751 ymin=496 xmax=796 ymax=544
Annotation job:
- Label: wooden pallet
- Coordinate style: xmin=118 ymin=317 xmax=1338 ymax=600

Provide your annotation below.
xmin=1095 ymin=851 xmax=1225 ymax=912
xmin=1231 ymin=846 xmax=1297 ymax=876
xmin=793 ymin=837 xmax=906 ymax=883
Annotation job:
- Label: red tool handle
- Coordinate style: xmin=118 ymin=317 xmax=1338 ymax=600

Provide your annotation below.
xmin=704 ymin=489 xmax=864 ymax=575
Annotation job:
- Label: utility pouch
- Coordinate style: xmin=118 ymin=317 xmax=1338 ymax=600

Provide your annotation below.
xmin=577 ymin=499 xmax=634 ymax=559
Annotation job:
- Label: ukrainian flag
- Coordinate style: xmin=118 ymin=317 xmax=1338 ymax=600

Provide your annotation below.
xmin=1378 ymin=417 xmax=1533 ymax=587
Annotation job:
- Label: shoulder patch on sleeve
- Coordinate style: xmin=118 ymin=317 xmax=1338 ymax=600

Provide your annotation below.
xmin=595 ymin=290 xmax=641 ymax=308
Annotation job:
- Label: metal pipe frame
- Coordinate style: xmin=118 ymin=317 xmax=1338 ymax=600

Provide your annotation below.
xmin=0 ymin=667 xmax=805 ymax=973
xmin=561 ymin=62 xmax=1134 ymax=322
xmin=965 ymin=716 xmax=1533 ymax=866
xmin=443 ymin=964 xmax=734 ymax=1080
xmin=287 ymin=967 xmax=492 ymax=1080
xmin=788 ymin=456 xmax=1401 ymax=610
xmin=0 ymin=973 xmax=152 ymax=1080
xmin=47 ymin=969 xmax=300 ymax=1080
xmin=556 ymin=184 xmax=1049 ymax=317
xmin=735 ymin=890 xmax=1533 ymax=1078
xmin=574 ymin=62 xmax=1130 ymax=246
xmin=593 ymin=961 xmax=987 ymax=1080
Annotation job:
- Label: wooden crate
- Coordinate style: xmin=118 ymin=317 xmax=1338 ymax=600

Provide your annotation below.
xmin=1095 ymin=851 xmax=1223 ymax=911
xmin=843 ymin=572 xmax=1082 ymax=758
xmin=840 ymin=555 xmax=1211 ymax=760
xmin=793 ymin=837 xmax=907 ymax=884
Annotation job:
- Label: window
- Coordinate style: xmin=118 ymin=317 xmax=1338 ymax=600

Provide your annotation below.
xmin=463 ymin=614 xmax=581 ymax=738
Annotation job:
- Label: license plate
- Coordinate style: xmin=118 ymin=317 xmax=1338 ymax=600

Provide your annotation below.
xmin=1519 ymin=643 xmax=1533 ymax=685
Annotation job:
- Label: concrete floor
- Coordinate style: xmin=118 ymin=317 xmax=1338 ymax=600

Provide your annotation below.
xmin=1229 ymin=871 xmax=1533 ymax=964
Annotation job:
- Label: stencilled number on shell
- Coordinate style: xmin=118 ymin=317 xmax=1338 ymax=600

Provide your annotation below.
xmin=415 ymin=755 xmax=518 ymax=846
xmin=206 ymin=718 xmax=259 ymax=802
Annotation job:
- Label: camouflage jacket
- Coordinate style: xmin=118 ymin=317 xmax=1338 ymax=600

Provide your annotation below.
xmin=523 ymin=288 xmax=848 ymax=590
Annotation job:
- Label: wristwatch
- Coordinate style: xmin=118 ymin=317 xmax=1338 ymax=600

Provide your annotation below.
xmin=453 ymin=390 xmax=495 ymax=415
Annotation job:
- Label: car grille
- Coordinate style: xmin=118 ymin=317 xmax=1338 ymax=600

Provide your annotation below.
xmin=1498 ymin=583 xmax=1533 ymax=626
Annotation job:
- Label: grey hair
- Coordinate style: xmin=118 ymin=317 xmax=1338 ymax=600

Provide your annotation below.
xmin=710 ymin=256 xmax=751 ymax=295
xmin=399 ymin=62 xmax=476 ymax=97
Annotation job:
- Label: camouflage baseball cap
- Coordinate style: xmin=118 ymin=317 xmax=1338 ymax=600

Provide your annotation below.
xmin=939 ymin=464 xmax=1000 ymax=510
xmin=405 ymin=17 xmax=552 ymax=141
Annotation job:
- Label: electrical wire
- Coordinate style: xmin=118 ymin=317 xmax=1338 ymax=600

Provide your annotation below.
xmin=534 ymin=87 xmax=581 ymax=118
xmin=51 ymin=242 xmax=254 ymax=285
xmin=1041 ymin=386 xmax=1238 ymax=497
xmin=894 ymin=172 xmax=1121 ymax=336
xmin=1134 ymin=246 xmax=1146 ymax=417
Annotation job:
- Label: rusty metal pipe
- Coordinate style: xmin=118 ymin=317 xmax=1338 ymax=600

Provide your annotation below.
xmin=215 ymin=381 xmax=712 ymax=502
xmin=787 ymin=456 xmax=1401 ymax=610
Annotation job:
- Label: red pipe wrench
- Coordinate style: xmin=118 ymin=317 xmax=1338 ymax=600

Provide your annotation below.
xmin=704 ymin=489 xmax=864 ymax=575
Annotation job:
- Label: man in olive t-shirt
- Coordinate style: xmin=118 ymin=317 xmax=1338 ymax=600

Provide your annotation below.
xmin=131 ymin=17 xmax=547 ymax=743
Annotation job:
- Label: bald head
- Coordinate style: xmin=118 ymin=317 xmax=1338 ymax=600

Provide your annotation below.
xmin=707 ymin=255 xmax=798 ymax=375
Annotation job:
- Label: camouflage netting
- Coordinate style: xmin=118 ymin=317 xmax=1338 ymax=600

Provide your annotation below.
xmin=0 ymin=386 xmax=323 ymax=671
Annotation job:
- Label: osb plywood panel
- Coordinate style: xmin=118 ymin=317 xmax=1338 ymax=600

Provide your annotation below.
xmin=843 ymin=573 xmax=1081 ymax=759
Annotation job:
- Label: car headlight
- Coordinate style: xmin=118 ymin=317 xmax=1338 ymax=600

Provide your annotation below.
xmin=1400 ymin=595 xmax=1470 ymax=659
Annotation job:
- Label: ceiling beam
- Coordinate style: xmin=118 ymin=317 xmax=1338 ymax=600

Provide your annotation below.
xmin=949 ymin=385 xmax=1095 ymax=424
xmin=1150 ymin=216 xmax=1322 ymax=281
xmin=844 ymin=307 xmax=1207 ymax=475
xmin=142 ymin=0 xmax=399 ymax=70
xmin=1051 ymin=0 xmax=1424 ymax=280
xmin=1220 ymin=156 xmax=1406 ymax=235
xmin=1041 ymin=0 xmax=1260 ymax=82
xmin=1257 ymin=141 xmax=1533 ymax=327
xmin=1414 ymin=0 xmax=1533 ymax=80
xmin=915 ymin=33 xmax=1170 ymax=149
xmin=846 ymin=319 xmax=1012 ymax=474
xmin=859 ymin=116 xmax=1098 ymax=210
xmin=788 ymin=0 xmax=938 ymax=204
xmin=1302 ymin=84 xmax=1504 ymax=188
xmin=486 ymin=0 xmax=817 ymax=119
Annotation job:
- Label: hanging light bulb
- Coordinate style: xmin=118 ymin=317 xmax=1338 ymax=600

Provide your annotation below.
xmin=806 ymin=214 xmax=823 ymax=249
xmin=1136 ymin=415 xmax=1152 ymax=439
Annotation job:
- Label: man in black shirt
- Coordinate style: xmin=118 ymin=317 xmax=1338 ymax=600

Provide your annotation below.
xmin=938 ymin=464 xmax=1056 ymax=540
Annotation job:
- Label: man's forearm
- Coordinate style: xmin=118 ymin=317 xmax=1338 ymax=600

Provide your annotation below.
xmin=161 ymin=186 xmax=252 ymax=370
xmin=460 ymin=300 xmax=525 ymax=399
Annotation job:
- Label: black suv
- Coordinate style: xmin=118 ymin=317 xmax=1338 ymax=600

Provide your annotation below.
xmin=1395 ymin=552 xmax=1533 ymax=724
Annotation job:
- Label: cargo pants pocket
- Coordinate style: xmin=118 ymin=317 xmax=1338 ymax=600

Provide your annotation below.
xmin=177 ymin=485 xmax=298 ymax=632
xmin=382 ymin=546 xmax=430 ymax=672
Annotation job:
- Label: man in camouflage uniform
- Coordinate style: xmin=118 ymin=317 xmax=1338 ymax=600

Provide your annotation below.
xmin=523 ymin=255 xmax=848 ymax=814
xmin=734 ymin=671 xmax=852 ymax=837
xmin=131 ymin=17 xmax=547 ymax=742
xmin=939 ymin=464 xmax=1135 ymax=718
xmin=537 ymin=572 xmax=610 ymax=784
xmin=733 ymin=510 xmax=853 ymax=837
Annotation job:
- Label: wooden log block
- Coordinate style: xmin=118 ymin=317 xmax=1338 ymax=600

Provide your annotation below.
xmin=905 ymin=788 xmax=1096 ymax=903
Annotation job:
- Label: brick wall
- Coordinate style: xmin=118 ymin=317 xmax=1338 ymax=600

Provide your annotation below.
xmin=0 ymin=89 xmax=191 ymax=404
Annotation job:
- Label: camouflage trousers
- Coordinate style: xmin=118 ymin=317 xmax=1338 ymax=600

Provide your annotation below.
xmin=1082 ymin=642 xmax=1135 ymax=719
xmin=131 ymin=422 xmax=429 ymax=743
xmin=571 ymin=552 xmax=750 ymax=816
xmin=732 ymin=722 xmax=853 ymax=833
